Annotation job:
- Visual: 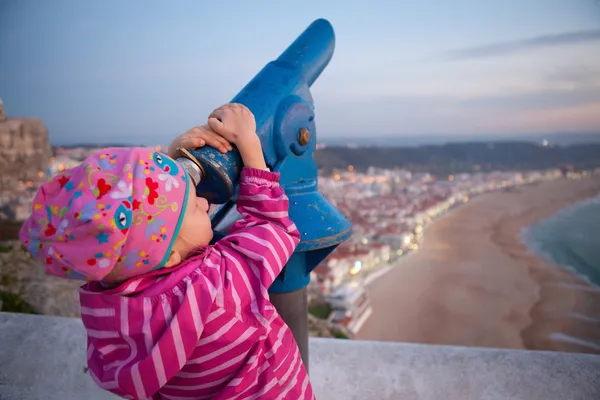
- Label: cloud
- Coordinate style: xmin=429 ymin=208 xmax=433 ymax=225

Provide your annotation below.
xmin=443 ymin=30 xmax=600 ymax=60
xmin=543 ymin=66 xmax=600 ymax=88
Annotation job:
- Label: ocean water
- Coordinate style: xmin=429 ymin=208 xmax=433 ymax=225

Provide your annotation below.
xmin=522 ymin=194 xmax=600 ymax=287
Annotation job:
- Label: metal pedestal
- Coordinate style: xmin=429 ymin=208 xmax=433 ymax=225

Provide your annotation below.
xmin=269 ymin=288 xmax=309 ymax=372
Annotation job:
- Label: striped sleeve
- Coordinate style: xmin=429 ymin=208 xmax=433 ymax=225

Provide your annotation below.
xmin=81 ymin=273 xmax=218 ymax=399
xmin=213 ymin=167 xmax=301 ymax=288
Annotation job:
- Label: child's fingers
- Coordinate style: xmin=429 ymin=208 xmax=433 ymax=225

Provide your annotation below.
xmin=187 ymin=136 xmax=205 ymax=149
xmin=232 ymin=103 xmax=250 ymax=113
xmin=205 ymin=129 xmax=233 ymax=151
xmin=179 ymin=127 xmax=230 ymax=154
xmin=201 ymin=131 xmax=230 ymax=153
xmin=175 ymin=135 xmax=204 ymax=152
xmin=207 ymin=117 xmax=225 ymax=135
xmin=189 ymin=126 xmax=229 ymax=153
xmin=208 ymin=108 xmax=226 ymax=122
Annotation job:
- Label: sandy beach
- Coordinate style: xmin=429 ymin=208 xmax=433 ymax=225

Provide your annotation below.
xmin=356 ymin=175 xmax=600 ymax=355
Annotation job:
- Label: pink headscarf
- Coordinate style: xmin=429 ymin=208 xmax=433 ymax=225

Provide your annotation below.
xmin=19 ymin=147 xmax=189 ymax=282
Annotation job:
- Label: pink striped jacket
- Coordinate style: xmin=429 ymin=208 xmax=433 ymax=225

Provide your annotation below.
xmin=79 ymin=168 xmax=315 ymax=399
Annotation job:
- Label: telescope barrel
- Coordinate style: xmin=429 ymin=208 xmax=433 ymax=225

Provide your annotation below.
xmin=274 ymin=18 xmax=335 ymax=87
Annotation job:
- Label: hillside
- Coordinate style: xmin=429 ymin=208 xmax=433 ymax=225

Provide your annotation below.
xmin=313 ymin=142 xmax=600 ymax=174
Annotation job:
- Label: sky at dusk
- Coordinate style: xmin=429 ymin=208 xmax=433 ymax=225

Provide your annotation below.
xmin=1 ymin=0 xmax=599 ymax=145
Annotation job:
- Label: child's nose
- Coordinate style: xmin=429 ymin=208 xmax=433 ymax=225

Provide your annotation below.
xmin=198 ymin=197 xmax=209 ymax=212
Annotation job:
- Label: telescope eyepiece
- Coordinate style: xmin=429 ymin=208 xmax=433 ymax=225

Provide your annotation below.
xmin=177 ymin=156 xmax=203 ymax=187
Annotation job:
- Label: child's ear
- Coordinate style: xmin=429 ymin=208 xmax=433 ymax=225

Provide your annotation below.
xmin=164 ymin=250 xmax=182 ymax=268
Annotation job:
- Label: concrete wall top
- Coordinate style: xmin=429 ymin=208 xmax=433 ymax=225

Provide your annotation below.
xmin=1 ymin=312 xmax=599 ymax=400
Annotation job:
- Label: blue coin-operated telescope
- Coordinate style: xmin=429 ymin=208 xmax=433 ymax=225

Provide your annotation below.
xmin=174 ymin=19 xmax=352 ymax=368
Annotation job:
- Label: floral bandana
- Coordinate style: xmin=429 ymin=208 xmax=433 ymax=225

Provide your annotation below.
xmin=19 ymin=147 xmax=189 ymax=282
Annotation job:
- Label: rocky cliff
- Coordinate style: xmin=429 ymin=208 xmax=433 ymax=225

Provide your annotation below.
xmin=0 ymin=99 xmax=52 ymax=187
xmin=0 ymin=240 xmax=82 ymax=317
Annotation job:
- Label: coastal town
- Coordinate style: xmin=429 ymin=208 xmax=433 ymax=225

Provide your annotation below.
xmin=2 ymin=140 xmax=595 ymax=337
xmin=310 ymin=164 xmax=590 ymax=335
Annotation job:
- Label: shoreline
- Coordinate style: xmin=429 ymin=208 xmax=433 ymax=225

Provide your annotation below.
xmin=356 ymin=176 xmax=600 ymax=355
xmin=520 ymin=193 xmax=600 ymax=289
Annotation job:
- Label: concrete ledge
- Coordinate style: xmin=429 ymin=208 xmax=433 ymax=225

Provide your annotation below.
xmin=1 ymin=312 xmax=599 ymax=399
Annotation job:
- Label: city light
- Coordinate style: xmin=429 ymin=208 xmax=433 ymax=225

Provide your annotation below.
xmin=349 ymin=261 xmax=362 ymax=275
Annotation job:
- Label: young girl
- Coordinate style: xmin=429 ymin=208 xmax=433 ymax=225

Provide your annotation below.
xmin=20 ymin=103 xmax=315 ymax=400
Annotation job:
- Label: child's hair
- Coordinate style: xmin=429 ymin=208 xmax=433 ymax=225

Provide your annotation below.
xmin=19 ymin=147 xmax=190 ymax=282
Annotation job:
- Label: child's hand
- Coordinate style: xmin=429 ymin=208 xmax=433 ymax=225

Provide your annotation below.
xmin=167 ymin=125 xmax=233 ymax=159
xmin=207 ymin=103 xmax=267 ymax=170
xmin=207 ymin=103 xmax=258 ymax=146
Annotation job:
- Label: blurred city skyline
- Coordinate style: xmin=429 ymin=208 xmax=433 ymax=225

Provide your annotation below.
xmin=1 ymin=0 xmax=599 ymax=145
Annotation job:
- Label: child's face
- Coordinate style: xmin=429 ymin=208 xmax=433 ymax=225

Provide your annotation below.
xmin=169 ymin=176 xmax=213 ymax=263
